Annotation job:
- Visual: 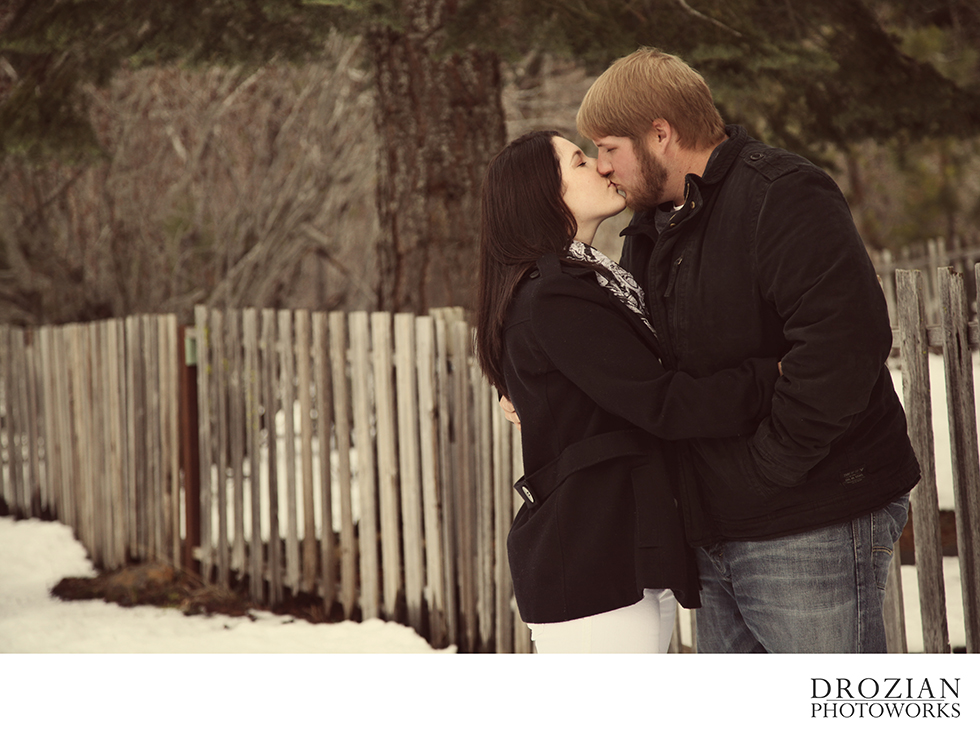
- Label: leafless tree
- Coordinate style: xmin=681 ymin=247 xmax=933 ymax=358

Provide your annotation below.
xmin=0 ymin=31 xmax=377 ymax=326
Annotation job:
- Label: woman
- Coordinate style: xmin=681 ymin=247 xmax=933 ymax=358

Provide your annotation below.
xmin=476 ymin=130 xmax=780 ymax=653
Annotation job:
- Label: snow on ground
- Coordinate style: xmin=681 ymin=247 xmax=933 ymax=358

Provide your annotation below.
xmin=0 ymin=516 xmax=446 ymax=654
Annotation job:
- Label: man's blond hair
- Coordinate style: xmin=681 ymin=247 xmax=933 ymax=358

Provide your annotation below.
xmin=577 ymin=47 xmax=726 ymax=151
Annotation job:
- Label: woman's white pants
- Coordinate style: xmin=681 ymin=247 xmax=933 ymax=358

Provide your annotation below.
xmin=526 ymin=588 xmax=676 ymax=653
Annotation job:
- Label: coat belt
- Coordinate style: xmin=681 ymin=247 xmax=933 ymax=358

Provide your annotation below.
xmin=513 ymin=428 xmax=657 ymax=507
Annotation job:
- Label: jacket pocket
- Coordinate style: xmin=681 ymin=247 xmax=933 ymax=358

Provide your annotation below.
xmin=692 ymin=435 xmax=788 ymax=506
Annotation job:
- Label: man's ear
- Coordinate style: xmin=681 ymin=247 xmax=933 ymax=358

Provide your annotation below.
xmin=650 ymin=118 xmax=671 ymax=146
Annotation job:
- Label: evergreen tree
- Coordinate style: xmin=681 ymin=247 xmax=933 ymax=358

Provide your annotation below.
xmin=3 ymin=1 xmax=979 ymax=311
xmin=447 ymin=0 xmax=980 ymax=156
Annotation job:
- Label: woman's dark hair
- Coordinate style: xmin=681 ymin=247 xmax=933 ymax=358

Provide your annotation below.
xmin=476 ymin=130 xmax=579 ymax=396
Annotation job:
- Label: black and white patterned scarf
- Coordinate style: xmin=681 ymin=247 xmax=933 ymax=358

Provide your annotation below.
xmin=567 ymin=240 xmax=656 ymax=335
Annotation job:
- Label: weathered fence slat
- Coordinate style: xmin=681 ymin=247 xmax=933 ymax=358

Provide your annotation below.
xmin=164 ymin=316 xmax=181 ymax=568
xmin=350 ymin=311 xmax=379 ymax=620
xmin=39 ymin=326 xmax=55 ymax=522
xmin=395 ymin=312 xmax=425 ymax=634
xmin=328 ymin=310 xmax=356 ymax=617
xmin=107 ymin=321 xmax=127 ymax=569
xmin=296 ymin=310 xmax=318 ymax=595
xmin=433 ymin=314 xmax=458 ymax=647
xmin=278 ymin=309 xmax=300 ymax=594
xmin=510 ymin=420 xmax=531 ymax=654
xmin=73 ymin=326 xmax=96 ymax=560
xmin=153 ymin=317 xmax=170 ymax=565
xmin=211 ymin=309 xmax=230 ymax=586
xmin=87 ymin=324 xmax=103 ymax=561
xmin=450 ymin=318 xmax=476 ymax=652
xmin=116 ymin=319 xmax=134 ymax=566
xmin=372 ymin=311 xmax=402 ymax=621
xmin=9 ymin=328 xmax=27 ymax=518
xmin=195 ymin=307 xmax=214 ymax=580
xmin=147 ymin=316 xmax=162 ymax=562
xmin=9 ymin=326 xmax=24 ymax=515
xmin=0 ymin=325 xmax=9 ymax=512
xmin=123 ymin=318 xmax=140 ymax=559
xmin=89 ymin=325 xmax=106 ymax=561
xmin=17 ymin=327 xmax=32 ymax=518
xmin=96 ymin=322 xmax=112 ymax=566
xmin=416 ymin=316 xmax=447 ymax=647
xmin=178 ymin=323 xmax=197 ymax=572
xmin=59 ymin=328 xmax=77 ymax=533
xmin=475 ymin=370 xmax=495 ymax=652
xmin=896 ymin=270 xmax=950 ymax=653
xmin=49 ymin=328 xmax=71 ymax=530
xmin=261 ymin=309 xmax=282 ymax=606
xmin=25 ymin=327 xmax=40 ymax=518
xmin=938 ymin=267 xmax=980 ymax=653
xmin=47 ymin=328 xmax=64 ymax=530
xmin=103 ymin=323 xmax=118 ymax=564
xmin=227 ymin=311 xmax=246 ymax=575
xmin=37 ymin=327 xmax=54 ymax=519
xmin=492 ymin=375 xmax=514 ymax=654
xmin=312 ymin=312 xmax=337 ymax=611
xmin=100 ymin=320 xmax=115 ymax=569
xmin=243 ymin=308 xmax=264 ymax=600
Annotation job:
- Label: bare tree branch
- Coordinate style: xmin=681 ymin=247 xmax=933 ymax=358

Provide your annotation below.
xmin=672 ymin=0 xmax=743 ymax=38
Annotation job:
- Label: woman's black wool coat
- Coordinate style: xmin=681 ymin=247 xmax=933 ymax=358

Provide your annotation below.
xmin=501 ymin=253 xmax=779 ymax=624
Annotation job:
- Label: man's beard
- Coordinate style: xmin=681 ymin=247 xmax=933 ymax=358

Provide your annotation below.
xmin=624 ymin=142 xmax=669 ymax=214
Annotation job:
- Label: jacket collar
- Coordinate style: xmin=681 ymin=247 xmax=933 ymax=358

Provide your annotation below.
xmin=701 ymin=124 xmax=749 ymax=186
xmin=621 ymin=124 xmax=749 ymax=238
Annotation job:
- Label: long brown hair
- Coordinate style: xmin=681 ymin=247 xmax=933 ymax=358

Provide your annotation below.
xmin=476 ymin=130 xmax=579 ymax=396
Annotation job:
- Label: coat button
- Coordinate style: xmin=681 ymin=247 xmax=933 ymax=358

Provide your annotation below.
xmin=521 ymin=486 xmax=535 ymax=503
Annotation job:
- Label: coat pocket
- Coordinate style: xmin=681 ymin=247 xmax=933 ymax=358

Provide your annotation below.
xmin=692 ymin=435 xmax=787 ymax=507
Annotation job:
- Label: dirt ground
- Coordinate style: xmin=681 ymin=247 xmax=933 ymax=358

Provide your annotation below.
xmin=51 ymin=562 xmax=342 ymax=625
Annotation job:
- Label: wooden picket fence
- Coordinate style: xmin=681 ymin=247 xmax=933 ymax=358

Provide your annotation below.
xmin=872 ymin=237 xmax=980 ymax=325
xmin=184 ymin=305 xmax=527 ymax=652
xmin=0 ymin=267 xmax=978 ymax=653
xmin=0 ymin=305 xmax=528 ymax=653
xmin=889 ymin=267 xmax=980 ymax=654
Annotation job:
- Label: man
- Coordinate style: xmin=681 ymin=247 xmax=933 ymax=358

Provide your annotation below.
xmin=568 ymin=47 xmax=918 ymax=653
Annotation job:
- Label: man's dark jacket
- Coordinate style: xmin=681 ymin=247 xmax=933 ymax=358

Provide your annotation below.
xmin=502 ymin=252 xmax=779 ymax=623
xmin=621 ymin=125 xmax=920 ymax=544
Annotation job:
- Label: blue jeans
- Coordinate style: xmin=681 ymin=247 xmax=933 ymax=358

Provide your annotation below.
xmin=694 ymin=493 xmax=910 ymax=653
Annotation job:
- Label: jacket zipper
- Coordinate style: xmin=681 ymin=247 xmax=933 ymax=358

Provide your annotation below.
xmin=662 ymin=194 xmax=695 ymax=299
xmin=664 ymin=255 xmax=684 ymax=297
